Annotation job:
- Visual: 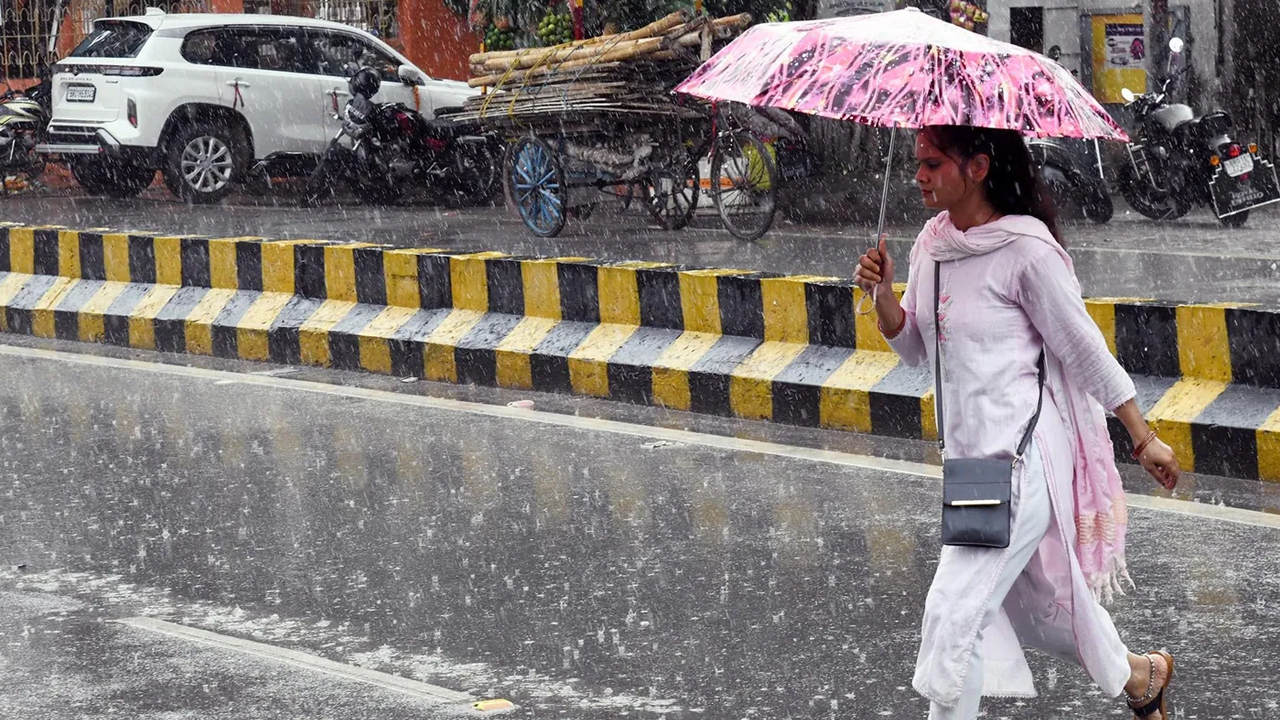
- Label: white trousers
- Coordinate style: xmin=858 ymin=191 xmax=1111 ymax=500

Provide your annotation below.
xmin=926 ymin=443 xmax=1130 ymax=720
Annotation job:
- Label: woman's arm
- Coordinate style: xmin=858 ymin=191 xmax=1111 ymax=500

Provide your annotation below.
xmin=856 ymin=238 xmax=928 ymax=365
xmin=1113 ymin=399 xmax=1180 ymax=489
xmin=1019 ymin=251 xmax=1180 ymax=488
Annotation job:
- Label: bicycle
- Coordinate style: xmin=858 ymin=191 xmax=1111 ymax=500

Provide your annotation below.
xmin=642 ymin=101 xmax=779 ymax=241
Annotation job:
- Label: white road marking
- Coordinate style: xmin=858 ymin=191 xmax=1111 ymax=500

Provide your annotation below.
xmin=2 ymin=342 xmax=1279 ymax=531
xmin=113 ymin=616 xmax=485 ymax=708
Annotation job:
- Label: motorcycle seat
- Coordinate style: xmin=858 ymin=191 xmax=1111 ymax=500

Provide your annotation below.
xmin=1188 ymin=111 xmax=1232 ymax=139
xmin=421 ymin=118 xmax=469 ymax=141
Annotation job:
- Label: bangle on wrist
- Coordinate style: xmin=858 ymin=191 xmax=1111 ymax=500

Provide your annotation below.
xmin=1131 ymin=430 xmax=1157 ymax=460
xmin=879 ymin=310 xmax=906 ymax=340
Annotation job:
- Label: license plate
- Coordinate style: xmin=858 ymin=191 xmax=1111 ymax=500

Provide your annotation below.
xmin=1224 ymin=154 xmax=1254 ymax=177
xmin=65 ymin=84 xmax=96 ymax=103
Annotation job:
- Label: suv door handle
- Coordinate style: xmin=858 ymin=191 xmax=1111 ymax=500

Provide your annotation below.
xmin=331 ymin=89 xmax=351 ymax=96
xmin=225 ymin=80 xmax=251 ymax=88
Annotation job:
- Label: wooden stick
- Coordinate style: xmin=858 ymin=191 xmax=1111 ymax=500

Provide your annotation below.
xmin=466 ymin=13 xmax=751 ymax=87
xmin=482 ymin=35 xmax=668 ymax=72
xmin=468 ymin=10 xmax=689 ymax=64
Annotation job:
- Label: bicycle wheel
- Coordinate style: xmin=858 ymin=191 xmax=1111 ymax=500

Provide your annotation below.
xmin=510 ymin=136 xmax=567 ymax=238
xmin=711 ymin=131 xmax=778 ymax=241
xmin=642 ymin=163 xmax=700 ymax=231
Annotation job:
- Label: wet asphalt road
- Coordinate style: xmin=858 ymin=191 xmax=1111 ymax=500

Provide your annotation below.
xmin=3 ymin=189 xmax=1280 ymax=304
xmin=2 ymin=342 xmax=1280 ymax=718
xmin=0 ymin=591 xmax=472 ymax=719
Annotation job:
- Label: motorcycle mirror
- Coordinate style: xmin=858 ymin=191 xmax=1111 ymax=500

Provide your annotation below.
xmin=1169 ymin=37 xmax=1185 ymax=54
xmin=397 ymin=64 xmax=426 ymax=85
xmin=1121 ymin=88 xmax=1136 ymax=103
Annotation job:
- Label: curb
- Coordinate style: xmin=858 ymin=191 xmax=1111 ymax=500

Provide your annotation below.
xmin=0 ymin=222 xmax=1277 ymax=483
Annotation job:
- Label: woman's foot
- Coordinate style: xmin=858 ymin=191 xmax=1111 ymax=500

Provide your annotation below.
xmin=1124 ymin=651 xmax=1172 ymax=719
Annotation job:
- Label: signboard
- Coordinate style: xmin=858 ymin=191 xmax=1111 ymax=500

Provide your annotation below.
xmin=1091 ymin=14 xmax=1146 ymax=103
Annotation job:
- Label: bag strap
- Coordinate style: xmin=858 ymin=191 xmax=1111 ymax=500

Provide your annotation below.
xmin=933 ymin=260 xmax=1044 ymax=461
xmin=933 ymin=261 xmax=946 ymax=455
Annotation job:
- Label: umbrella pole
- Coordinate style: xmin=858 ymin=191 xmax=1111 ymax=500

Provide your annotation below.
xmin=856 ymin=125 xmax=897 ymax=316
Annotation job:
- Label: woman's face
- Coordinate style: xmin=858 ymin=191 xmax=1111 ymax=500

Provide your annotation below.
xmin=915 ymin=133 xmax=984 ymax=210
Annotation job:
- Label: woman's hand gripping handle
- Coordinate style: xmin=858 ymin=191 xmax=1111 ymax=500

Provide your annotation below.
xmin=854 ymin=237 xmax=905 ymax=337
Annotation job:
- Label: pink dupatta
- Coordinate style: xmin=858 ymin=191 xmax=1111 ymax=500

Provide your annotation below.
xmin=917 ymin=211 xmax=1133 ymax=601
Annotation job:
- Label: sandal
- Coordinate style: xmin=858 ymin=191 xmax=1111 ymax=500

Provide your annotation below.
xmin=1125 ymin=650 xmax=1174 ymax=719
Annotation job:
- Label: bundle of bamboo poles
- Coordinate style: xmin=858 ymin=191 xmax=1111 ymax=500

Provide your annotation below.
xmin=465 ymin=11 xmax=752 ymax=89
xmin=456 ymin=12 xmax=751 ymax=128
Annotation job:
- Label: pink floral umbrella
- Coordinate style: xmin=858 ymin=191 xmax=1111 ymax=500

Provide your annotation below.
xmin=676 ymin=7 xmax=1127 ymax=309
xmin=675 ymin=7 xmax=1128 ymax=141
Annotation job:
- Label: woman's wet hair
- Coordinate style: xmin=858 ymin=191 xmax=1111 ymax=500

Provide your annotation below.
xmin=920 ymin=125 xmax=1062 ymax=245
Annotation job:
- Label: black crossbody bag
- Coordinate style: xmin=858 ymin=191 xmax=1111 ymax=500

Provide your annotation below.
xmin=933 ymin=261 xmax=1044 ymax=549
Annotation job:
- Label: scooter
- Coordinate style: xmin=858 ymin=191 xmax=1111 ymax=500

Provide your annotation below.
xmin=0 ymin=75 xmax=51 ymax=190
xmin=1117 ymin=38 xmax=1280 ymax=226
xmin=306 ymin=67 xmax=501 ymax=206
xmin=1030 ymin=137 xmax=1113 ymax=224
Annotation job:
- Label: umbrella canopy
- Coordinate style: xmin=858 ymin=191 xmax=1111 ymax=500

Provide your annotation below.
xmin=675 ymin=8 xmax=1128 ymax=141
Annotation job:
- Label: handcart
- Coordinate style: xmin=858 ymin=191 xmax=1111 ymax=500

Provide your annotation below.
xmin=459 ymin=11 xmax=779 ymax=240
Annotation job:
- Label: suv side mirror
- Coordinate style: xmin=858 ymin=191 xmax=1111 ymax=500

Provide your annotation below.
xmin=397 ymin=64 xmax=426 ymax=85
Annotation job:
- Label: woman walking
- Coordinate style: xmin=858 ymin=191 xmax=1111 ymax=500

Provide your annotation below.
xmin=854 ymin=125 xmax=1181 ymax=720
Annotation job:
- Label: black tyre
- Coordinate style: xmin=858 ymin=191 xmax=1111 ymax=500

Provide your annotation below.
xmin=163 ymin=120 xmax=246 ymax=204
xmin=349 ymin=143 xmax=404 ymax=205
xmin=711 ymin=131 xmax=778 ymax=241
xmin=1220 ymin=209 xmax=1249 ymax=227
xmin=71 ymin=159 xmax=155 ymax=198
xmin=1117 ymin=164 xmax=1189 ymax=221
xmin=454 ymin=140 xmax=500 ymax=205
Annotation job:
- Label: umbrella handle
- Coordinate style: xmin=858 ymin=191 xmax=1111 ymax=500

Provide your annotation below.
xmin=857 ymin=126 xmax=896 ymax=318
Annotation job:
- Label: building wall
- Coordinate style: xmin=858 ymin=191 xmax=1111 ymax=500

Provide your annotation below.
xmin=988 ymin=0 xmax=1221 ymax=101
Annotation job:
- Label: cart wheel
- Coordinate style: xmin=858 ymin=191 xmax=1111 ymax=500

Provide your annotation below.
xmin=510 ymin=137 xmax=567 ymax=237
xmin=642 ymin=163 xmax=699 ymax=231
xmin=712 ymin=131 xmax=778 ymax=241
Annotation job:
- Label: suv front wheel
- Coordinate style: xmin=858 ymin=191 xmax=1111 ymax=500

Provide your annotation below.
xmin=71 ymin=159 xmax=155 ymax=199
xmin=163 ymin=121 xmax=245 ymax=203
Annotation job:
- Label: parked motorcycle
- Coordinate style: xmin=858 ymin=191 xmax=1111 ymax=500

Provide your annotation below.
xmin=1030 ymin=137 xmax=1113 ymax=224
xmin=306 ymin=67 xmax=501 ymax=206
xmin=1117 ymin=38 xmax=1280 ymax=226
xmin=0 ymin=76 xmax=51 ymax=188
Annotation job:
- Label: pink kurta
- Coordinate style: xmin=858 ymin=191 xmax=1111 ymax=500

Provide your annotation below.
xmin=886 ymin=214 xmax=1135 ymax=704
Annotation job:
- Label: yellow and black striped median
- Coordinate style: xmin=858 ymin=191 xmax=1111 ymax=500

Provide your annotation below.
xmin=3 ymin=221 xmax=1280 ymax=483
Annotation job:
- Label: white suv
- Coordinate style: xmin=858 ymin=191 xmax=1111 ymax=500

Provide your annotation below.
xmin=39 ymin=10 xmax=476 ymax=203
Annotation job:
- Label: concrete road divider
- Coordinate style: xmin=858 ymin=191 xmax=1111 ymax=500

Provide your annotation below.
xmin=1 ymin=221 xmax=1278 ymax=483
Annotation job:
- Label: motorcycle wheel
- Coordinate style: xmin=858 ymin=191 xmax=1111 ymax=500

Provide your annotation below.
xmin=1117 ymin=164 xmax=1190 ymax=221
xmin=1220 ymin=210 xmax=1249 ymax=228
xmin=350 ymin=143 xmax=404 ymax=206
xmin=454 ymin=141 xmax=500 ymax=205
